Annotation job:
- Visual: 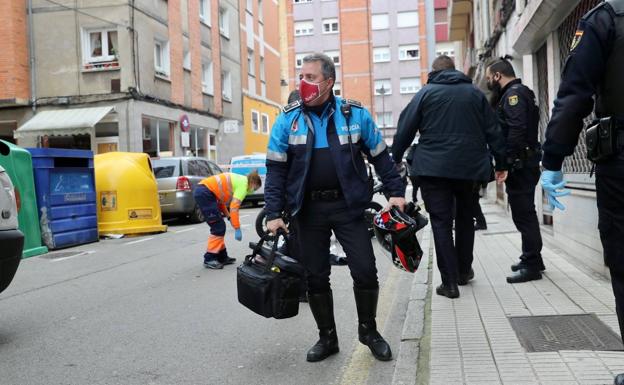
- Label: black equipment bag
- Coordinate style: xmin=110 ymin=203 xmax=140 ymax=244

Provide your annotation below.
xmin=237 ymin=232 xmax=303 ymax=319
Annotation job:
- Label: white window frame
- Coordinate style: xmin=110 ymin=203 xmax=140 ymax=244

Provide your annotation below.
xmin=295 ymin=53 xmax=308 ymax=69
xmin=251 ymin=110 xmax=260 ymax=133
xmin=260 ymin=56 xmax=266 ymax=82
xmin=261 ymin=113 xmax=270 ymax=135
xmin=293 ymin=0 xmax=312 ymax=3
xmin=222 ymin=71 xmax=232 ymax=101
xmin=294 ymin=20 xmax=314 ymax=36
xmin=376 ymin=112 xmax=393 ymax=128
xmin=373 ymin=47 xmax=391 ymax=63
xmin=202 ymin=61 xmax=214 ymax=95
xmin=248 ymin=49 xmax=255 ymax=76
xmin=183 ymin=50 xmax=191 ymax=71
xmin=371 ymin=14 xmax=389 ymax=30
xmin=374 ymin=79 xmax=392 ymax=95
xmin=258 ymin=0 xmax=264 ymax=22
xmin=324 ymin=50 xmax=340 ymax=66
xmin=400 ymin=77 xmax=422 ymax=94
xmin=399 ymin=45 xmax=420 ymax=61
xmin=333 ymin=83 xmax=341 ymax=97
xmin=83 ymin=28 xmax=118 ymax=64
xmin=322 ymin=18 xmax=339 ymax=34
xmin=154 ymin=39 xmax=170 ymax=77
xmin=397 ymin=11 xmax=419 ymax=28
xmin=436 ymin=49 xmax=455 ymax=58
xmin=219 ymin=7 xmax=230 ymax=38
xmin=246 ymin=0 xmax=253 ymax=12
xmin=199 ymin=0 xmax=211 ymax=25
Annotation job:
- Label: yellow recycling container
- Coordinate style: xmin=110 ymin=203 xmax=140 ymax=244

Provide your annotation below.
xmin=94 ymin=152 xmax=167 ymax=235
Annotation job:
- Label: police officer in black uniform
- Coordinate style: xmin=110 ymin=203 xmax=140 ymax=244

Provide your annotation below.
xmin=540 ymin=1 xmax=624 ymax=384
xmin=485 ymin=59 xmax=545 ymax=283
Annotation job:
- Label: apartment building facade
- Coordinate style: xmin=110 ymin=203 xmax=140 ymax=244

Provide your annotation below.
xmin=448 ymin=0 xmax=607 ymax=275
xmin=286 ymin=0 xmax=428 ymax=143
xmin=239 ymin=0 xmax=282 ymax=155
xmin=0 ymin=0 xmax=244 ymax=164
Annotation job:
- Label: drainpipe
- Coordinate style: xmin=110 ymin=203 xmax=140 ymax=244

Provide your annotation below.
xmin=28 ymin=0 xmax=37 ymax=112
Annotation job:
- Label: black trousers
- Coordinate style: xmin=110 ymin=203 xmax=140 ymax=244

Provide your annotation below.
xmin=596 ymin=175 xmax=624 ymax=343
xmin=420 ymin=176 xmax=475 ymax=285
xmin=291 ymin=199 xmax=378 ymax=294
xmin=505 ymin=167 xmax=544 ymax=269
xmin=473 ymin=193 xmax=486 ymax=226
xmin=409 ymin=175 xmax=420 ymax=203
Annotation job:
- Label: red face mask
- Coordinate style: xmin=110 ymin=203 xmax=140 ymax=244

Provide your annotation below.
xmin=299 ymin=78 xmax=327 ymax=105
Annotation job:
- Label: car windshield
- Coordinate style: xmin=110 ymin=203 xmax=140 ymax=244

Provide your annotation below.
xmin=152 ymin=159 xmax=179 ymax=179
xmin=230 ymin=157 xmax=266 ymax=176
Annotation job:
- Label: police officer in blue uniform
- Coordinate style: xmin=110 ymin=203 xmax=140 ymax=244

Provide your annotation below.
xmin=265 ymin=53 xmax=406 ymax=363
xmin=485 ymin=59 xmax=545 ymax=283
xmin=541 ymin=2 xmax=624 ymax=384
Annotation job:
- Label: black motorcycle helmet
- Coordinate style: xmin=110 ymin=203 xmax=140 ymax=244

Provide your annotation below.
xmin=373 ymin=206 xmax=424 ymax=273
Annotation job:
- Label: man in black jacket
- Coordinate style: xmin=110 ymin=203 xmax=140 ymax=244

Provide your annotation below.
xmin=486 ymin=58 xmax=544 ymax=284
xmin=392 ymin=56 xmax=507 ymax=299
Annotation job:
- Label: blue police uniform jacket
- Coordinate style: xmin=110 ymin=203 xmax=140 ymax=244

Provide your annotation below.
xmin=265 ymin=96 xmax=405 ymax=220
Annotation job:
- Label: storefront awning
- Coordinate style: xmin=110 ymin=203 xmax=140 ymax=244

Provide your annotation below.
xmin=14 ymin=106 xmax=115 ymax=138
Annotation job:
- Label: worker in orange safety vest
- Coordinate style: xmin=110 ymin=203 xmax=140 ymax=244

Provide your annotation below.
xmin=193 ymin=170 xmax=262 ymax=269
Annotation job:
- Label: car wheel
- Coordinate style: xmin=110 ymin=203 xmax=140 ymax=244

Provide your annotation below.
xmin=190 ymin=204 xmax=204 ymax=223
xmin=364 ymin=201 xmax=383 ymax=238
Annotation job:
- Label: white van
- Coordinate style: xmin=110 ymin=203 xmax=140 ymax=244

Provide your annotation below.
xmin=230 ymin=154 xmax=266 ymax=207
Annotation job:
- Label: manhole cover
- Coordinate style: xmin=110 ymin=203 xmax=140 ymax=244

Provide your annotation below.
xmin=509 ymin=314 xmax=624 ymax=352
xmin=39 ymin=251 xmax=85 ymax=260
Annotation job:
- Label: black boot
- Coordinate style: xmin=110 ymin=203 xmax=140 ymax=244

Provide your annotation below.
xmin=306 ymin=291 xmax=339 ymax=362
xmin=353 ymin=287 xmax=392 ymax=361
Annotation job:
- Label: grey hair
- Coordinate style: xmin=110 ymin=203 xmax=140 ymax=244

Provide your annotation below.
xmin=302 ymin=53 xmax=336 ymax=81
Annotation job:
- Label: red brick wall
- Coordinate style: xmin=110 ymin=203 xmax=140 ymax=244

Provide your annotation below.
xmin=188 ymin=0 xmax=203 ymax=110
xmin=0 ymin=0 xmax=30 ymax=102
xmin=168 ymin=0 xmax=184 ymax=104
xmin=211 ymin=0 xmax=223 ymax=116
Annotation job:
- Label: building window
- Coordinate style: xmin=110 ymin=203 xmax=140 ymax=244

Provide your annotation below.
xmin=142 ymin=116 xmax=174 ymax=157
xmin=325 ymin=50 xmax=340 ymax=66
xmin=376 ymin=112 xmax=393 ymax=128
xmin=333 ymin=83 xmax=341 ymax=96
xmin=247 ymin=49 xmax=255 ymax=76
xmin=399 ymin=45 xmax=420 ymax=60
xmin=202 ymin=61 xmax=214 ymax=94
xmin=371 ymin=14 xmax=389 ymax=30
xmin=295 ymin=53 xmax=308 ymax=68
xmin=260 ymin=56 xmax=265 ymax=82
xmin=400 ymin=77 xmax=422 ymax=94
xmin=222 ymin=71 xmax=232 ymax=101
xmin=246 ymin=0 xmax=253 ymax=12
xmin=261 ymin=113 xmax=270 ymax=134
xmin=83 ymin=29 xmax=119 ymax=68
xmin=251 ymin=110 xmax=260 ymax=133
xmin=322 ymin=18 xmax=339 ymax=34
xmin=219 ymin=7 xmax=230 ymax=38
xmin=373 ymin=47 xmax=391 ymax=63
xmin=294 ymin=21 xmax=314 ymax=36
xmin=374 ymin=79 xmax=392 ymax=95
xmin=293 ymin=0 xmax=312 ymax=3
xmin=183 ymin=50 xmax=191 ymax=71
xmin=154 ymin=39 xmax=170 ymax=77
xmin=258 ymin=0 xmax=263 ymax=22
xmin=199 ymin=0 xmax=210 ymax=25
xmin=436 ymin=49 xmax=455 ymax=58
xmin=189 ymin=126 xmax=208 ymax=158
xmin=397 ymin=11 xmax=419 ymax=28
xmin=208 ymin=133 xmax=217 ymax=161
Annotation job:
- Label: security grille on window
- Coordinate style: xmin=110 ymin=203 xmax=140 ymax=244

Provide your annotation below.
xmin=373 ymin=47 xmax=391 ymax=62
xmin=219 ymin=7 xmax=230 ymax=38
xmin=154 ymin=39 xmax=170 ymax=77
xmin=261 ymin=113 xmax=270 ymax=134
xmin=222 ymin=71 xmax=232 ymax=101
xmin=397 ymin=11 xmax=418 ymax=28
xmin=294 ymin=21 xmax=314 ymax=36
xmin=202 ymin=61 xmax=214 ymax=94
xmin=372 ymin=14 xmax=389 ymax=30
xmin=199 ymin=0 xmax=210 ymax=24
xmin=399 ymin=45 xmax=419 ymax=60
xmin=323 ymin=18 xmax=339 ymax=33
xmin=251 ymin=110 xmax=260 ymax=133
xmin=400 ymin=78 xmax=421 ymax=94
xmin=374 ymin=80 xmax=392 ymax=95
xmin=83 ymin=29 xmax=118 ymax=68
xmin=325 ymin=50 xmax=340 ymax=65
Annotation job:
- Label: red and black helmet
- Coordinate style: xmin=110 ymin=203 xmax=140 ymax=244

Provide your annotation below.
xmin=373 ymin=206 xmax=425 ymax=273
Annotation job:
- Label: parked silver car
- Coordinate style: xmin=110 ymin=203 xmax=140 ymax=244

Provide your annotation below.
xmin=152 ymin=157 xmax=223 ymax=223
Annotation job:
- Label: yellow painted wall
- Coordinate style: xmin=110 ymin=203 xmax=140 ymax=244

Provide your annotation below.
xmin=243 ymin=95 xmax=281 ymax=154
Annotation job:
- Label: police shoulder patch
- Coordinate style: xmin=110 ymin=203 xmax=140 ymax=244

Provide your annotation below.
xmin=343 ymin=99 xmax=363 ymax=108
xmin=570 ymin=29 xmax=584 ymax=51
xmin=508 ymin=95 xmax=519 ymax=106
xmin=282 ymin=100 xmax=302 ymax=113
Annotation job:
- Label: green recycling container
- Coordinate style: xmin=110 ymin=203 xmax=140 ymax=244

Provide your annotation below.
xmin=0 ymin=140 xmax=48 ymax=258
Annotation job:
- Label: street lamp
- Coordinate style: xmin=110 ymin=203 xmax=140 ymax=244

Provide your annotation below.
xmin=376 ymin=84 xmax=387 ymax=139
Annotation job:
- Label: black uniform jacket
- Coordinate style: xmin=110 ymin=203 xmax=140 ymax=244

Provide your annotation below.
xmin=392 ymin=69 xmax=507 ymax=183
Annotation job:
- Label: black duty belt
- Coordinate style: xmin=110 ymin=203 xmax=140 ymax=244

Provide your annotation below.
xmin=308 ymin=189 xmax=343 ymax=201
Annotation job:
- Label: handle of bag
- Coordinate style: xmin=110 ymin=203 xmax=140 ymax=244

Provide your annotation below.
xmin=247 ymin=230 xmax=286 ymax=272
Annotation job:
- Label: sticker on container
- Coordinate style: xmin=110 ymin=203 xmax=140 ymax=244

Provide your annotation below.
xmin=64 ymin=193 xmax=87 ymax=202
xmin=128 ymin=209 xmax=152 ymax=220
xmin=100 ymin=191 xmax=117 ymax=211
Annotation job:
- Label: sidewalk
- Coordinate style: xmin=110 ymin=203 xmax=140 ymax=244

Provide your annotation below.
xmin=409 ymin=199 xmax=624 ymax=385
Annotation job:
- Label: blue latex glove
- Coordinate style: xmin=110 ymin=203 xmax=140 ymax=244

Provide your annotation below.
xmin=541 ymin=170 xmax=571 ymax=211
xmin=234 ymin=228 xmax=243 ymax=241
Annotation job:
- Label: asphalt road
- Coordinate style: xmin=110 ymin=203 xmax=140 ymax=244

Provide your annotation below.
xmin=0 ymin=204 xmax=414 ymax=385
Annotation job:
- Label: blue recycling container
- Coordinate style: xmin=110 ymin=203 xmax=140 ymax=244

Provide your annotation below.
xmin=28 ymin=148 xmax=98 ymax=249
